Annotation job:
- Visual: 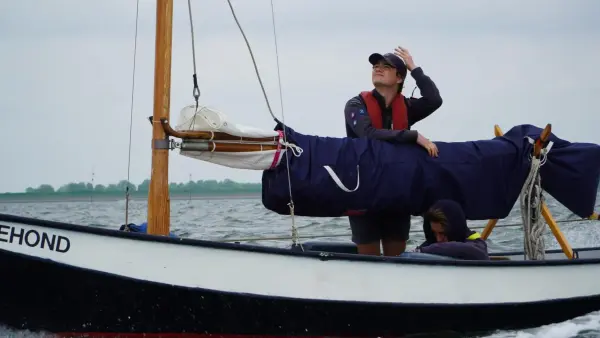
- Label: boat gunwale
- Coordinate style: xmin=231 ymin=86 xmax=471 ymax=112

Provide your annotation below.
xmin=1 ymin=212 xmax=599 ymax=267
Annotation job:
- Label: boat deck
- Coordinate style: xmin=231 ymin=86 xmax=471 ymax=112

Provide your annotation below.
xmin=291 ymin=240 xmax=600 ymax=261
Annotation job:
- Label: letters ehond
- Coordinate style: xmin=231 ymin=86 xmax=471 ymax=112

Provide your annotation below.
xmin=0 ymin=224 xmax=70 ymax=253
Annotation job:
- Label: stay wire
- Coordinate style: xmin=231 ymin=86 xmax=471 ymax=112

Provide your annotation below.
xmin=268 ymin=0 xmax=299 ymax=247
xmin=187 ymin=0 xmax=201 ymax=108
xmin=225 ymin=0 xmax=300 ymax=247
xmin=224 ymin=0 xmax=276 ymax=121
xmin=125 ymin=0 xmax=140 ymax=226
xmin=186 ymin=0 xmax=204 ymax=134
xmin=270 ymin=0 xmax=285 ymax=118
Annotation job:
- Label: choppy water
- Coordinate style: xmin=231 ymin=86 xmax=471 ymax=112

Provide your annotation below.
xmin=1 ymin=193 xmax=599 ymax=338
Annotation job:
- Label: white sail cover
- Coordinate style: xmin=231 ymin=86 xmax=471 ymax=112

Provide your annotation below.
xmin=174 ymin=104 xmax=300 ymax=170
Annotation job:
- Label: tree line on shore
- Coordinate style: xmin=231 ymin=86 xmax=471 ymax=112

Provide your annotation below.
xmin=1 ymin=179 xmax=261 ymax=196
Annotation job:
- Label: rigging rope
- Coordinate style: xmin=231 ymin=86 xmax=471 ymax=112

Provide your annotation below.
xmin=185 ymin=0 xmax=202 ymax=131
xmin=268 ymin=0 xmax=300 ymax=248
xmin=224 ymin=0 xmax=277 ymax=120
xmin=141 ymin=217 xmax=590 ymax=243
xmin=520 ymin=138 xmax=553 ymax=260
xmin=187 ymin=0 xmax=201 ymax=107
xmin=124 ymin=0 xmax=141 ymax=226
xmin=224 ymin=0 xmax=301 ymax=249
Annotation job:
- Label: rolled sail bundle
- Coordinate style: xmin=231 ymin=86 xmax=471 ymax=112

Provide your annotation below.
xmin=261 ymin=123 xmax=600 ymax=220
xmin=174 ymin=105 xmax=302 ymax=170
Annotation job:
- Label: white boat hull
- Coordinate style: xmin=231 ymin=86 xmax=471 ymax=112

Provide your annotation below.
xmin=1 ymin=212 xmax=600 ymax=336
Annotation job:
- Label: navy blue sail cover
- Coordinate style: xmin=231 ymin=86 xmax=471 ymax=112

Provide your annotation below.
xmin=262 ymin=123 xmax=600 ymax=220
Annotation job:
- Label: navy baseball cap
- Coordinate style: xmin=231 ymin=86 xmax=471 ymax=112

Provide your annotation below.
xmin=369 ymin=52 xmax=407 ymax=75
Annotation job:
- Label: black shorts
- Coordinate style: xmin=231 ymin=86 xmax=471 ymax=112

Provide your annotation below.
xmin=348 ymin=213 xmax=412 ymax=244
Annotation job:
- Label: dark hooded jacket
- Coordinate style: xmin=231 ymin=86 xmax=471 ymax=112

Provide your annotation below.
xmin=416 ymin=199 xmax=489 ymax=260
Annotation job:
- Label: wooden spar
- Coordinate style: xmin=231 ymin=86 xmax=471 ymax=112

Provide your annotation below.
xmin=147 ymin=0 xmax=174 ymax=236
xmin=482 ymin=124 xmax=547 ymax=240
xmin=480 ymin=124 xmax=575 ymax=259
xmin=182 ymin=141 xmax=279 ymax=152
xmin=159 ymin=118 xmax=278 ymax=142
xmin=480 ymin=125 xmax=504 ymax=239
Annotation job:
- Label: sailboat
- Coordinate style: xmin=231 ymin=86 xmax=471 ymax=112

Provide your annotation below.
xmin=2 ymin=0 xmax=600 ymax=337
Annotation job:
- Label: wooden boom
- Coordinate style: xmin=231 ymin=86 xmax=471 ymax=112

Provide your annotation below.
xmin=159 ymin=118 xmax=278 ymax=143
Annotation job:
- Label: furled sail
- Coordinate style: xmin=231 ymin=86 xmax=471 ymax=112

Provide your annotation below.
xmin=261 ymin=122 xmax=600 ymax=220
xmin=174 ymin=105 xmax=301 ymax=170
xmin=173 ymin=105 xmax=600 ymax=220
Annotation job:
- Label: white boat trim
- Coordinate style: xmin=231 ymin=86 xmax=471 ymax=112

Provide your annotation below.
xmin=2 ymin=218 xmax=600 ymax=305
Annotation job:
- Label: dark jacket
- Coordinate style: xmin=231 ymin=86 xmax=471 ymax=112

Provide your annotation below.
xmin=344 ymin=67 xmax=443 ymax=143
xmin=417 ymin=199 xmax=490 ymax=260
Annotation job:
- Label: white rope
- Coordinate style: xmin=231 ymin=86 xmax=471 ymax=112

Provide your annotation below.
xmin=323 ymin=165 xmax=360 ymax=193
xmin=520 ymin=156 xmax=545 ymax=260
xmin=520 ymin=137 xmax=553 ymax=260
xmin=280 ymin=139 xmax=303 ymax=157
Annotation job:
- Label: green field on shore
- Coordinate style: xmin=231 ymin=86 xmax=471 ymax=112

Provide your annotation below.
xmin=0 ymin=179 xmax=262 ymax=202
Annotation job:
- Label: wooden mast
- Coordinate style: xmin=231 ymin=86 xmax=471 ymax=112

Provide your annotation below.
xmin=147 ymin=0 xmax=174 ymax=236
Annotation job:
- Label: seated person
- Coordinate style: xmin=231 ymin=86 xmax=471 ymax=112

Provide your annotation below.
xmin=415 ymin=199 xmax=489 ymax=260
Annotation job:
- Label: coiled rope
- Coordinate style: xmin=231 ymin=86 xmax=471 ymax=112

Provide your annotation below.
xmin=520 ymin=138 xmax=553 ymax=260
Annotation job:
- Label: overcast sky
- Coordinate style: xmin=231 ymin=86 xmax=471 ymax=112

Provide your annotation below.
xmin=1 ymin=0 xmax=598 ymax=192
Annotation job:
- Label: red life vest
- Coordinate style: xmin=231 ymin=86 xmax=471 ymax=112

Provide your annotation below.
xmin=343 ymin=91 xmax=409 ymax=217
xmin=359 ymin=91 xmax=409 ymax=130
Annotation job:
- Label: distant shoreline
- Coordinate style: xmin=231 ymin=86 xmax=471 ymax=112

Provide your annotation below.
xmin=0 ymin=192 xmax=261 ymax=203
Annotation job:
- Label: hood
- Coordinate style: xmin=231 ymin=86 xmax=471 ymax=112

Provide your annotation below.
xmin=423 ymin=199 xmax=473 ymax=243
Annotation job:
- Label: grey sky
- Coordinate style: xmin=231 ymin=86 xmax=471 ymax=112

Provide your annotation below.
xmin=1 ymin=0 xmax=599 ymax=193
